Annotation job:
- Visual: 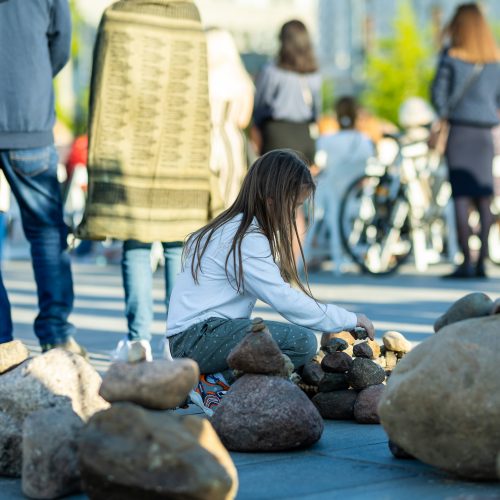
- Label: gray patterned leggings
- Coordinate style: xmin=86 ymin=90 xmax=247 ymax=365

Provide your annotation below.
xmin=169 ymin=317 xmax=318 ymax=377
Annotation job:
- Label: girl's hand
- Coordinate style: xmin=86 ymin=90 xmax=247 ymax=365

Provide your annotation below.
xmin=355 ymin=313 xmax=375 ymax=340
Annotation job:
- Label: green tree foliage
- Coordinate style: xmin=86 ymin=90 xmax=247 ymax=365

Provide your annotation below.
xmin=362 ymin=0 xmax=434 ymax=125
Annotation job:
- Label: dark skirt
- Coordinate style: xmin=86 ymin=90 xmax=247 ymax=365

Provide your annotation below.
xmin=445 ymin=124 xmax=494 ymax=198
xmin=261 ymin=120 xmax=316 ymax=164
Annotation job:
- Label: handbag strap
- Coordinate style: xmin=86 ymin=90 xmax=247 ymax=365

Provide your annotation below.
xmin=445 ymin=63 xmax=484 ymax=117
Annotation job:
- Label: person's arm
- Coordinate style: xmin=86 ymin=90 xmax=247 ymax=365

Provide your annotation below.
xmin=253 ymin=65 xmax=275 ymax=129
xmin=431 ymin=52 xmax=452 ymax=118
xmin=235 ymin=231 xmax=360 ymax=333
xmin=47 ymin=0 xmax=72 ymax=77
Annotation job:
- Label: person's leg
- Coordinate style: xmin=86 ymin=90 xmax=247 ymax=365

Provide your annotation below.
xmin=454 ymin=196 xmax=472 ymax=264
xmin=0 ymin=266 xmax=13 ymax=343
xmin=169 ymin=317 xmax=317 ymax=375
xmin=0 ymin=147 xmax=75 ymax=346
xmin=0 ymin=212 xmax=6 ymax=262
xmin=121 ymin=240 xmax=153 ymax=342
xmin=162 ymin=241 xmax=183 ymax=308
xmin=475 ymin=196 xmax=493 ymax=276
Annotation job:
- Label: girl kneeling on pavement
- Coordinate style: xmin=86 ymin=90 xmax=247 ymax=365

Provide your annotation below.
xmin=166 ymin=149 xmax=374 ymax=385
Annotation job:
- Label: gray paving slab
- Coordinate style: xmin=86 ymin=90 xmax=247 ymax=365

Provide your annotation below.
xmin=1 ymin=258 xmax=499 ymax=499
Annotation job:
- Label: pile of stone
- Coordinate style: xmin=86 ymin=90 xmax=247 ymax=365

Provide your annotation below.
xmin=79 ymin=354 xmax=238 ymax=500
xmin=0 ymin=344 xmax=108 ymax=499
xmin=299 ymin=328 xmax=412 ymax=424
xmin=379 ymin=292 xmax=500 ymax=480
xmin=211 ymin=318 xmax=324 ymax=452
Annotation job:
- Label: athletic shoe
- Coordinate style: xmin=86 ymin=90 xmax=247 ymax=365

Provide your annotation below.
xmin=111 ymin=338 xmax=152 ymax=362
xmin=194 ymin=373 xmax=231 ymax=411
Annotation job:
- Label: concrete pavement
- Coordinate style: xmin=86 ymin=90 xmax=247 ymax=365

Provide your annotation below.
xmin=1 ymin=258 xmax=499 ymax=499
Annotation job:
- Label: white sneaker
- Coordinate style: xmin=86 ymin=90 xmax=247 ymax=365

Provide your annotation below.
xmin=110 ymin=338 xmax=153 ymax=363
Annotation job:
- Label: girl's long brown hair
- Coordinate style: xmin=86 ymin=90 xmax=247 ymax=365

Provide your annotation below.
xmin=185 ymin=149 xmax=316 ymax=297
xmin=277 ymin=20 xmax=318 ymax=74
xmin=445 ymin=3 xmax=499 ymax=63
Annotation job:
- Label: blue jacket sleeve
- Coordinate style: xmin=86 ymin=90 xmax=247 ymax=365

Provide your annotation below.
xmin=431 ymin=52 xmax=452 ymax=118
xmin=48 ymin=0 xmax=72 ymax=77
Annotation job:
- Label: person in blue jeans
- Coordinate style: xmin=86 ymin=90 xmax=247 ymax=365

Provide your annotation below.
xmin=0 ymin=0 xmax=84 ymax=356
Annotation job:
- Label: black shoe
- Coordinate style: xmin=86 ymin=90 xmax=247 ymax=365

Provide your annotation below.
xmin=475 ymin=261 xmax=488 ymax=279
xmin=441 ymin=263 xmax=475 ymax=279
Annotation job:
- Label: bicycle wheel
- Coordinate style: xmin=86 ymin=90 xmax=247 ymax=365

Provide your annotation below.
xmin=339 ymin=174 xmax=412 ymax=275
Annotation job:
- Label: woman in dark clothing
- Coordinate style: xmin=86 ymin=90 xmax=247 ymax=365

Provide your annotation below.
xmin=431 ymin=3 xmax=500 ymax=279
xmin=252 ymin=20 xmax=321 ymax=164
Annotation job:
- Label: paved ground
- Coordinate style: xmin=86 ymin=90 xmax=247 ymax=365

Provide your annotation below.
xmin=1 ymin=257 xmax=500 ymax=499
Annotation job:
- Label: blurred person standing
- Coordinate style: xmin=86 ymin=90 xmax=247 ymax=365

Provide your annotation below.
xmin=313 ymin=97 xmax=375 ymax=273
xmin=0 ymin=172 xmax=9 ymax=262
xmin=252 ymin=20 xmax=321 ymax=164
xmin=431 ymin=3 xmax=500 ymax=279
xmin=0 ymin=0 xmax=83 ymax=354
xmin=206 ymin=28 xmax=254 ymax=209
xmin=78 ymin=0 xmax=216 ymax=360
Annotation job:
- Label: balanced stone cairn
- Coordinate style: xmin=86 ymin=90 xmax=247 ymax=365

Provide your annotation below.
xmin=79 ymin=355 xmax=238 ymax=500
xmin=210 ymin=318 xmax=324 ymax=452
xmin=380 ymin=291 xmax=500 ymax=480
xmin=298 ymin=328 xmax=413 ymax=425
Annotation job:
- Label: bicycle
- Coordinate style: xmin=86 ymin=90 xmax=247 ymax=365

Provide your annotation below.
xmin=339 ymin=132 xmax=455 ymax=275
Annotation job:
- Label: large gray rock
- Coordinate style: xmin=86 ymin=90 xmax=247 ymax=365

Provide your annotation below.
xmin=379 ymin=315 xmax=500 ymax=479
xmin=433 ymin=292 xmax=492 ymax=332
xmin=354 ymin=384 xmax=385 ymax=424
xmin=79 ymin=403 xmax=238 ymax=500
xmin=99 ymin=359 xmax=199 ymax=410
xmin=0 ymin=340 xmax=29 ymax=374
xmin=0 ymin=349 xmax=108 ymax=477
xmin=346 ymin=358 xmax=386 ymax=390
xmin=211 ymin=374 xmax=323 ymax=451
xmin=22 ymin=407 xmax=84 ymax=499
xmin=312 ymin=390 xmax=358 ymax=420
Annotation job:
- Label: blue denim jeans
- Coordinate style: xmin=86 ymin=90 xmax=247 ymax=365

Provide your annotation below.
xmin=0 ymin=146 xmax=75 ymax=345
xmin=122 ymin=240 xmax=182 ymax=342
xmin=0 ymin=212 xmax=6 ymax=262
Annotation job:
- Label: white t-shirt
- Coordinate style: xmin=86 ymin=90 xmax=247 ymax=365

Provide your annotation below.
xmin=166 ymin=215 xmax=357 ymax=336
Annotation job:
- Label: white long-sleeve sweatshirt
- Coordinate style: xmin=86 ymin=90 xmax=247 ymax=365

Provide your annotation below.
xmin=166 ymin=215 xmax=357 ymax=336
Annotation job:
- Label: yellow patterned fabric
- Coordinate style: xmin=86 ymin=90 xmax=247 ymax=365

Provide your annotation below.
xmin=78 ymin=0 xmax=217 ymax=242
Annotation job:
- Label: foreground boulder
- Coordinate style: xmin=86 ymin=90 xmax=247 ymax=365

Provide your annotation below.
xmin=79 ymin=403 xmax=237 ymax=500
xmin=99 ymin=358 xmax=199 ymax=409
xmin=433 ymin=292 xmax=492 ymax=332
xmin=211 ymin=374 xmax=323 ymax=451
xmin=0 ymin=349 xmax=108 ymax=477
xmin=0 ymin=340 xmax=29 ymax=374
xmin=379 ymin=315 xmax=500 ymax=479
xmin=22 ymin=407 xmax=83 ymax=499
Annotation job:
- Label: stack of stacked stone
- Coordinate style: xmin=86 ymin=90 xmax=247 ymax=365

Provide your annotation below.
xmin=211 ymin=318 xmax=324 ymax=452
xmin=0 ymin=343 xmax=108 ymax=499
xmin=379 ymin=292 xmax=500 ymax=481
xmin=299 ymin=329 xmax=412 ymax=424
xmin=78 ymin=350 xmax=238 ymax=500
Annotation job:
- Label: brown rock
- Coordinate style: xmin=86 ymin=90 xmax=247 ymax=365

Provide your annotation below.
xmin=22 ymin=407 xmax=84 ymax=499
xmin=321 ymin=331 xmax=355 ymax=347
xmin=312 ymin=390 xmax=358 ymax=420
xmin=79 ymin=403 xmax=238 ymax=500
xmin=301 ymin=360 xmax=324 ymax=386
xmin=353 ymin=384 xmax=385 ymax=424
xmin=211 ymin=374 xmax=323 ymax=451
xmin=0 ymin=340 xmax=29 ymax=374
xmin=318 ymin=372 xmax=349 ymax=392
xmin=321 ymin=352 xmax=353 ymax=373
xmin=226 ymin=325 xmax=285 ymax=375
xmin=385 ymin=351 xmax=398 ymax=371
xmin=367 ymin=340 xmax=381 ymax=358
xmin=434 ymin=292 xmax=492 ymax=332
xmin=353 ymin=342 xmax=374 ymax=359
xmin=379 ymin=315 xmax=500 ymax=479
xmin=99 ymin=359 xmax=199 ymax=410
xmin=346 ymin=358 xmax=386 ymax=390
xmin=382 ymin=331 xmax=412 ymax=353
xmin=0 ymin=349 xmax=108 ymax=477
